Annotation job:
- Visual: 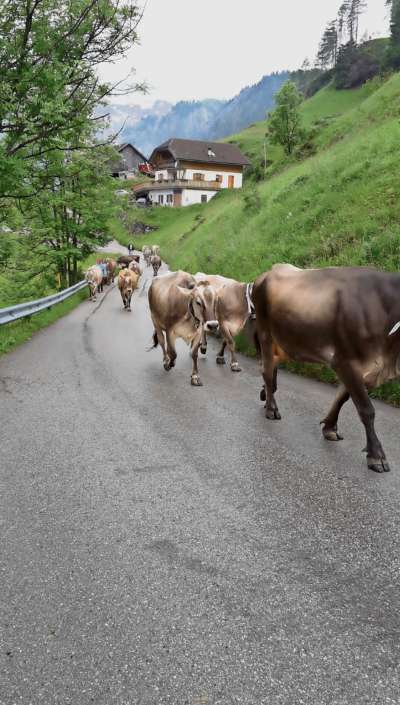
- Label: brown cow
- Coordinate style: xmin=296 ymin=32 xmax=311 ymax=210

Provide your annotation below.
xmin=195 ymin=273 xmax=255 ymax=372
xmin=85 ymin=265 xmax=103 ymax=301
xmin=105 ymin=258 xmax=116 ymax=284
xmin=151 ymin=254 xmax=162 ymax=277
xmin=117 ymin=254 xmax=140 ymax=268
xmin=118 ymin=268 xmax=139 ymax=311
xmin=148 ymin=271 xmax=219 ymax=386
xmin=253 ymin=263 xmax=400 ymax=473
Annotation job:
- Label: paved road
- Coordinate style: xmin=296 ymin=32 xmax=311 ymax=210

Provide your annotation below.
xmin=1 ymin=258 xmax=400 ymax=705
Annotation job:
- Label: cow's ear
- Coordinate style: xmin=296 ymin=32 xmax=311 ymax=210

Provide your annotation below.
xmin=176 ymin=285 xmax=193 ymax=298
xmin=196 ymin=279 xmax=210 ymax=287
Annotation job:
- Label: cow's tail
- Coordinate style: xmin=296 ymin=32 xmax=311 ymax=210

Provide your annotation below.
xmin=253 ymin=330 xmax=261 ymax=357
xmin=147 ymin=330 xmax=159 ymax=352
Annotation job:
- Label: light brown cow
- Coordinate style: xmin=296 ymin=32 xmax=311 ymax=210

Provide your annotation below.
xmin=151 ymin=254 xmax=162 ymax=277
xmin=148 ymin=270 xmax=219 ymax=386
xmin=118 ymin=268 xmax=139 ymax=311
xmin=128 ymin=260 xmax=142 ymax=276
xmin=151 ymin=245 xmax=160 ymax=256
xmin=253 ymin=263 xmax=400 ymax=474
xmin=85 ymin=265 xmax=103 ymax=301
xmin=142 ymin=246 xmax=152 ymax=266
xmin=194 ymin=273 xmax=255 ymax=372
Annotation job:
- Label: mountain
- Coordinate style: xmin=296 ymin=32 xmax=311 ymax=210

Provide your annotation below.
xmin=104 ymin=100 xmax=172 ymax=139
xmin=209 ymin=71 xmax=289 ymax=139
xmin=108 ymin=71 xmax=290 ymax=157
xmin=120 ymin=99 xmax=225 ymax=157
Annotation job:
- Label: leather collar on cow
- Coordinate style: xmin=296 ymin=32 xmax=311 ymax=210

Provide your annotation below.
xmin=189 ymin=301 xmax=201 ymax=328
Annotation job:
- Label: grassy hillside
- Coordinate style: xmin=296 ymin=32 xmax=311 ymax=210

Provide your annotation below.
xmin=117 ymin=74 xmax=400 ymax=404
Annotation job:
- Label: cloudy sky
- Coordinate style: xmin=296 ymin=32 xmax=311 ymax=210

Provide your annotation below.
xmin=100 ymin=0 xmax=390 ymax=107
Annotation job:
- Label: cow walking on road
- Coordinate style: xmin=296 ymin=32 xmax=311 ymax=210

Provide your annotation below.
xmin=253 ymin=263 xmax=400 ymax=473
xmin=85 ymin=265 xmax=103 ymax=301
xmin=142 ymin=246 xmax=152 ymax=267
xmin=151 ymin=254 xmax=162 ymax=277
xmin=148 ymin=271 xmax=219 ymax=386
xmin=195 ymin=273 xmax=255 ymax=372
xmin=118 ymin=269 xmax=139 ymax=311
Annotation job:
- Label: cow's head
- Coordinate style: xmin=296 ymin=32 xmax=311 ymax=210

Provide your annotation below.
xmin=179 ymin=280 xmax=219 ymax=331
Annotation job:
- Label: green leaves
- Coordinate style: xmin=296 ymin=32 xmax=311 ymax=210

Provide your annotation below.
xmin=268 ymin=81 xmax=305 ymax=156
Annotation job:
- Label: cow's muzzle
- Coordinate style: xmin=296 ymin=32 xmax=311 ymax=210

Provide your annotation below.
xmin=204 ymin=320 xmax=219 ymax=332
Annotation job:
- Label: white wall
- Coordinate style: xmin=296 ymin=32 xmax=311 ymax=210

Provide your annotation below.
xmin=183 ymin=168 xmax=242 ymax=189
xmin=149 ymin=189 xmax=174 ymax=206
xmin=181 ymin=189 xmax=218 ymax=206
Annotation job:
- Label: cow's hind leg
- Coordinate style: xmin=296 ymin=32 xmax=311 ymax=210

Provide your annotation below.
xmin=321 ymin=385 xmax=350 ymax=441
xmin=258 ymin=332 xmax=280 ymax=420
xmin=165 ymin=331 xmax=177 ymax=370
xmin=191 ymin=331 xmax=203 ymax=386
xmin=335 ymin=361 xmax=390 ymax=473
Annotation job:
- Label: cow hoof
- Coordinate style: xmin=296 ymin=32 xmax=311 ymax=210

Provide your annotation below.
xmin=260 ymin=387 xmax=266 ymax=402
xmin=230 ymin=362 xmax=242 ymax=372
xmin=266 ymin=408 xmax=281 ymax=420
xmin=216 ymin=356 xmax=226 ymax=365
xmin=164 ymin=360 xmax=172 ymax=371
xmin=322 ymin=426 xmax=343 ymax=442
xmin=191 ymin=375 xmax=203 ymax=387
xmin=200 ymin=346 xmax=207 ymax=355
xmin=367 ymin=457 xmax=391 ymax=473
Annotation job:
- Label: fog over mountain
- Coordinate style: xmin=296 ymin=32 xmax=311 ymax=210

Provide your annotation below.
xmin=108 ymin=71 xmax=289 ymax=157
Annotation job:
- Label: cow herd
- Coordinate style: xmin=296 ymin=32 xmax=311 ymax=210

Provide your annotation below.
xmin=87 ymin=250 xmax=400 ymax=475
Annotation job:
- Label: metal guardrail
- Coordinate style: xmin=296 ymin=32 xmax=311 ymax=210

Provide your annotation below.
xmin=0 ymin=280 xmax=87 ymax=326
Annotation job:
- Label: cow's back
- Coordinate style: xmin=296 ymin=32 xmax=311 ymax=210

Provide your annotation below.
xmin=149 ymin=270 xmax=195 ymax=328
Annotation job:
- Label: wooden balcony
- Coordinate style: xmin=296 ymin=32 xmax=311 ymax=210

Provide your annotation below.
xmin=133 ymin=178 xmax=222 ymax=194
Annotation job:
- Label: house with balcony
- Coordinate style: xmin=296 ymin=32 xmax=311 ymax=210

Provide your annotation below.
xmin=133 ymin=138 xmax=251 ymax=206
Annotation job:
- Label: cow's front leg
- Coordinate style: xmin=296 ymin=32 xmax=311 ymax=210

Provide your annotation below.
xmin=321 ymin=384 xmax=350 ymax=441
xmin=259 ymin=332 xmax=280 ymax=420
xmin=191 ymin=331 xmax=203 ymax=386
xmin=216 ymin=340 xmax=226 ymax=365
xmin=335 ymin=361 xmax=390 ymax=473
xmin=165 ymin=331 xmax=177 ymax=369
xmin=222 ymin=325 xmax=241 ymax=372
xmin=127 ymin=292 xmax=132 ymax=311
xmin=200 ymin=329 xmax=208 ymax=355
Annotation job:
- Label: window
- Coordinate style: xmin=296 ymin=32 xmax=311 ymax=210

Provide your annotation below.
xmin=166 ymin=194 xmax=173 ymax=204
xmin=215 ymin=174 xmax=223 ymax=183
xmin=193 ymin=173 xmax=205 ymax=181
xmin=158 ymin=194 xmax=164 ymax=204
xmin=208 ymin=148 xmax=216 ymax=157
xmin=201 ymin=194 xmax=208 ymax=203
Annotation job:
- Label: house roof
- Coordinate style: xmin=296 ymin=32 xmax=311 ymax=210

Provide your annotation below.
xmin=117 ymin=143 xmax=148 ymax=163
xmin=149 ymin=138 xmax=251 ymax=167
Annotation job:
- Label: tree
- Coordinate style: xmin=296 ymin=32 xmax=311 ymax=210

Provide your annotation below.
xmin=385 ymin=0 xmax=400 ymax=68
xmin=317 ymin=20 xmax=339 ymax=68
xmin=268 ymin=81 xmax=305 ymax=156
xmin=0 ymin=0 xmax=144 ymax=200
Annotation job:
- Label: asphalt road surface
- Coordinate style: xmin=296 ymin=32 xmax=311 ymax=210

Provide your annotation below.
xmin=1 ymin=255 xmax=400 ymax=705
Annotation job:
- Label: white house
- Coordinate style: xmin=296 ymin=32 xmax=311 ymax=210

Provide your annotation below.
xmin=133 ymin=138 xmax=251 ymax=206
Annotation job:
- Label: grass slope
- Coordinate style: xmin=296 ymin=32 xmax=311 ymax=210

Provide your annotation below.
xmin=121 ymin=74 xmax=400 ymax=404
